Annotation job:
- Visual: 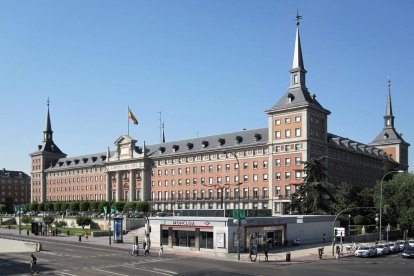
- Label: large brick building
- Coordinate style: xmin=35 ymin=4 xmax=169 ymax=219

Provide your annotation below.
xmin=0 ymin=168 xmax=31 ymax=212
xmin=30 ymin=19 xmax=409 ymax=215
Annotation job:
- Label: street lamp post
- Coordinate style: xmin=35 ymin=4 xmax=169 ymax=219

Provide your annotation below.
xmin=348 ymin=214 xmax=351 ymax=236
xmin=223 ymin=151 xmax=241 ymax=261
xmin=380 ymin=170 xmax=403 ymax=243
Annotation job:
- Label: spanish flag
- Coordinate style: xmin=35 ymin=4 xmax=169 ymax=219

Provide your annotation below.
xmin=128 ymin=107 xmax=138 ymax=125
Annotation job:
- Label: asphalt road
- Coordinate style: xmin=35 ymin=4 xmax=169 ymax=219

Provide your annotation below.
xmin=1 ymin=236 xmax=413 ymax=276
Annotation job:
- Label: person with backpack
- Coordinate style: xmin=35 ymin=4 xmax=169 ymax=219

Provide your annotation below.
xmin=30 ymin=254 xmax=38 ymax=274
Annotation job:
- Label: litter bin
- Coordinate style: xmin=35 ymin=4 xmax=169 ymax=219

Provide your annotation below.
xmin=286 ymin=252 xmax=291 ymax=262
xmin=78 ymin=235 xmax=82 ymax=242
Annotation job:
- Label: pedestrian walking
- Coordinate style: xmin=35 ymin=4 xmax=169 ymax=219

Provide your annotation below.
xmin=144 ymin=244 xmax=150 ymax=256
xmin=336 ymin=245 xmax=341 ymax=260
xmin=263 ymin=247 xmax=268 ymax=261
xmin=132 ymin=243 xmax=139 ymax=256
xmin=159 ymin=243 xmax=164 ymax=257
xmin=30 ymin=254 xmax=38 ymax=274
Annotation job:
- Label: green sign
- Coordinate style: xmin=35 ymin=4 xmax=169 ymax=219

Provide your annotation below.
xmin=111 ymin=206 xmax=116 ymax=214
xmin=103 ymin=206 xmax=108 ymax=214
xmin=232 ymin=209 xmax=246 ymax=219
xmin=13 ymin=204 xmax=26 ymax=212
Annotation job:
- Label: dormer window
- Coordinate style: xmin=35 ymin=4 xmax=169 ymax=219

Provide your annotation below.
xmin=92 ymin=157 xmax=97 ymax=162
xmin=288 ymin=93 xmax=295 ymax=103
xmin=159 ymin=146 xmax=165 ymax=153
xmin=386 ymin=119 xmax=390 ymax=126
xmin=186 ymin=143 xmax=193 ymax=150
xmin=74 ymin=159 xmax=79 ymax=165
xmin=201 ymin=141 xmax=209 ymax=148
xmin=293 ymin=74 xmax=298 ymax=84
xmin=66 ymin=161 xmax=71 ymax=166
xmin=254 ymin=133 xmax=262 ymax=141
xmin=384 ymin=133 xmax=389 ymax=140
xmin=172 ymin=145 xmax=179 ymax=152
xmin=235 ymin=136 xmax=243 ymax=144
xmin=218 ymin=138 xmax=225 ymax=146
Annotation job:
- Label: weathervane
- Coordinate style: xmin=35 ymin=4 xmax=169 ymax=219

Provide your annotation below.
xmin=296 ymin=10 xmax=302 ymax=26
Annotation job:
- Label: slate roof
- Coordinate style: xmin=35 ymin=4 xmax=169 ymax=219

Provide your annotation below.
xmin=267 ymin=86 xmax=330 ymax=114
xmin=371 ymin=127 xmax=409 ymax=146
xmin=146 ymin=128 xmax=268 ymax=158
xmin=328 ymin=133 xmax=392 ymax=160
xmin=45 ymin=152 xmax=107 ymax=172
xmin=0 ymin=169 xmax=30 ymax=179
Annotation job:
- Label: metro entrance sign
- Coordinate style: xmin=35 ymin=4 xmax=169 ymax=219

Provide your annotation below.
xmin=103 ymin=205 xmax=117 ymax=214
xmin=13 ymin=204 xmax=26 ymax=212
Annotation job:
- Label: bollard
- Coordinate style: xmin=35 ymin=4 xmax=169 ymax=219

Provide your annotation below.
xmin=27 ymin=229 xmax=30 ymax=235
xmin=67 ymin=230 xmax=70 ymax=236
xmin=286 ymin=252 xmax=291 ymax=262
xmin=79 ymin=235 xmax=81 ymax=242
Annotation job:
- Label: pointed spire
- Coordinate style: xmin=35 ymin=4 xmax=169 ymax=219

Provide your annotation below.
xmin=290 ymin=11 xmax=307 ymax=88
xmin=292 ymin=11 xmax=304 ymax=70
xmin=44 ymin=98 xmax=53 ymax=142
xmin=162 ymin=122 xmax=166 ymax=143
xmin=384 ymin=77 xmax=395 ymax=129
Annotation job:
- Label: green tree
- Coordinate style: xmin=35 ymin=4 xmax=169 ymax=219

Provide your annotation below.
xmin=29 ymin=202 xmax=38 ymax=212
xmin=289 ymin=156 xmax=334 ymax=214
xmin=54 ymin=202 xmax=63 ymax=213
xmin=70 ymin=202 xmax=80 ymax=212
xmin=76 ymin=216 xmax=92 ymax=230
xmin=113 ymin=201 xmax=125 ymax=212
xmin=124 ymin=202 xmax=136 ymax=213
xmin=0 ymin=203 xmax=6 ymax=213
xmin=136 ymin=201 xmax=149 ymax=213
xmin=44 ymin=202 xmax=53 ymax=212
xmin=90 ymin=201 xmax=100 ymax=212
xmin=378 ymin=172 xmax=414 ymax=231
xmin=98 ymin=201 xmax=109 ymax=213
xmin=61 ymin=202 xmax=70 ymax=213
xmin=79 ymin=201 xmax=90 ymax=212
xmin=21 ymin=215 xmax=32 ymax=224
xmin=38 ymin=202 xmax=45 ymax=212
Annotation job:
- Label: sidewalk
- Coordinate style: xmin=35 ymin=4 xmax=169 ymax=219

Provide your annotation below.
xmin=0 ymin=228 xmax=349 ymax=264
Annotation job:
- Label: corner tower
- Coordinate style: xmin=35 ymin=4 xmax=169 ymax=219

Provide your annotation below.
xmin=369 ymin=79 xmax=409 ymax=170
xmin=266 ymin=14 xmax=330 ymax=215
xmin=30 ymin=100 xmax=66 ymax=202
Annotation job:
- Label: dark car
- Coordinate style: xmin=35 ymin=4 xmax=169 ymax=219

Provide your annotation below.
xmin=402 ymin=246 xmax=414 ymax=258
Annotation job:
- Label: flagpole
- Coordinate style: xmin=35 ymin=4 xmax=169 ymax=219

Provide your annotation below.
xmin=127 ymin=106 xmax=130 ymax=136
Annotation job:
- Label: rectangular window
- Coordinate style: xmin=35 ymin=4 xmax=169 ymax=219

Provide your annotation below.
xmin=285 ymin=129 xmax=291 ymax=138
xmin=186 ymin=167 xmax=190 ymax=174
xmin=275 ymin=118 xmax=281 ymax=125
xmin=253 ymin=161 xmax=258 ymax=169
xmin=217 ymin=164 xmax=222 ymax=172
xmin=208 ymin=165 xmax=213 ymax=173
xmin=253 ymin=188 xmax=258 ymax=199
xmin=295 ymin=157 xmax=301 ymax=165
xmin=276 ymin=172 xmax=281 ymax=180
xmin=217 ymin=177 xmax=222 ymax=184
xmin=243 ymin=162 xmax=248 ymax=169
xmin=275 ymin=146 xmax=280 ymax=152
xmin=295 ymin=143 xmax=301 ymax=151
xmin=193 ymin=178 xmax=197 ymax=185
xmin=263 ymin=174 xmax=268 ymax=181
xmin=243 ymin=188 xmax=248 ymax=199
xmin=295 ymin=116 xmax=301 ymax=122
xmin=285 ymin=117 xmax=291 ymax=124
xmin=193 ymin=167 xmax=197 ymax=174
xmin=262 ymin=187 xmax=268 ymax=199
xmin=295 ymin=128 xmax=301 ymax=137
xmin=225 ymin=164 xmax=230 ymax=171
xmin=285 ymin=145 xmax=291 ymax=152
xmin=209 ymin=177 xmax=213 ymax=184
xmin=275 ymin=130 xmax=281 ymax=139
xmin=295 ymin=171 xmax=301 ymax=179
xmin=201 ymin=178 xmax=205 ymax=185
xmin=275 ymin=159 xmax=281 ymax=167
xmin=201 ymin=166 xmax=205 ymax=173
xmin=285 ymin=158 xmax=291 ymax=166
xmin=285 ymin=185 xmax=291 ymax=197
xmin=253 ymin=174 xmax=258 ymax=182
xmin=243 ymin=175 xmax=248 ymax=182
xmin=263 ymin=161 xmax=268 ymax=168
xmin=285 ymin=171 xmax=291 ymax=180
xmin=186 ymin=179 xmax=190 ymax=185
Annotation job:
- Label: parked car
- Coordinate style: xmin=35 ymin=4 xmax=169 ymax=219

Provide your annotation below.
xmin=402 ymin=246 xmax=414 ymax=258
xmin=376 ymin=244 xmax=390 ymax=255
xmin=408 ymin=240 xmax=414 ymax=247
xmin=355 ymin=246 xmax=376 ymax=257
xmin=396 ymin=240 xmax=408 ymax=251
xmin=388 ymin=242 xmax=399 ymax=253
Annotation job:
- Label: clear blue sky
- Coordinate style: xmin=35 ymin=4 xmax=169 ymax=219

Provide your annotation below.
xmin=1 ymin=0 xmax=413 ymax=174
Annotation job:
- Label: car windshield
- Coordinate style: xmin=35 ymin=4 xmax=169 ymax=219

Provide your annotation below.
xmin=377 ymin=245 xmax=384 ymax=248
xmin=359 ymin=247 xmax=369 ymax=250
